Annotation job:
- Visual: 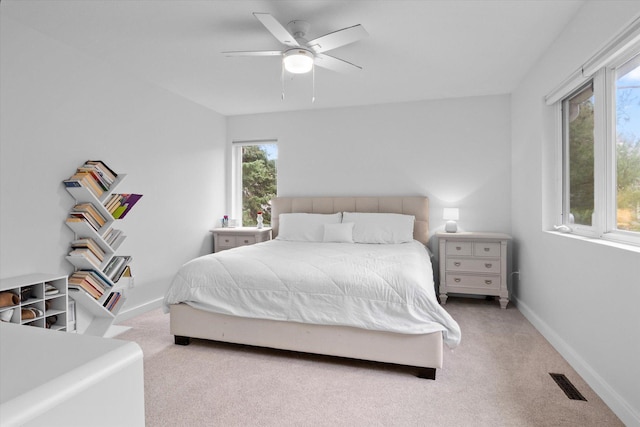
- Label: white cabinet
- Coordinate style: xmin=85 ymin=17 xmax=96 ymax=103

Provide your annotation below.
xmin=0 ymin=274 xmax=68 ymax=331
xmin=0 ymin=322 xmax=145 ymax=426
xmin=437 ymin=232 xmax=512 ymax=309
xmin=63 ymin=161 xmax=139 ymax=336
xmin=211 ymin=227 xmax=272 ymax=252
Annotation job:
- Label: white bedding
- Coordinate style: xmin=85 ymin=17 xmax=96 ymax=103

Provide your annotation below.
xmin=164 ymin=240 xmax=461 ymax=348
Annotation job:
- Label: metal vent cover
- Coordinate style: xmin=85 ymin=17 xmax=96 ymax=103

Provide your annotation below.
xmin=549 ymin=373 xmax=587 ymax=401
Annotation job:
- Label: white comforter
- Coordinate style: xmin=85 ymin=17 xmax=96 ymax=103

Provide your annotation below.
xmin=164 ymin=240 xmax=461 ymax=347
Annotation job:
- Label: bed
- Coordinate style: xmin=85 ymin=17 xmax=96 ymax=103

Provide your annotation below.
xmin=164 ymin=196 xmax=461 ymax=379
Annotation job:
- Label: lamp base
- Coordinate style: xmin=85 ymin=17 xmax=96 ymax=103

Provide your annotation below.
xmin=445 ymin=220 xmax=458 ymax=233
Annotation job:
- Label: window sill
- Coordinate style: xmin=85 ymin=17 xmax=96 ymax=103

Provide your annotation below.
xmin=543 ymin=230 xmax=640 ymax=254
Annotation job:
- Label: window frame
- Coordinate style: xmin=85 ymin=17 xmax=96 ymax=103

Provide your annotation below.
xmin=561 ymin=80 xmax=598 ymax=237
xmin=557 ymin=49 xmax=640 ymax=247
xmin=606 ymin=49 xmax=640 ymax=245
xmin=230 ymin=139 xmax=278 ymax=227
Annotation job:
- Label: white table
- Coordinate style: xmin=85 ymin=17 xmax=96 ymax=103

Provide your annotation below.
xmin=437 ymin=231 xmax=512 ymax=309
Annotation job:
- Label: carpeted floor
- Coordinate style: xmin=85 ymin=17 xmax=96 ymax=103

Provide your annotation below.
xmin=117 ymin=298 xmax=622 ymax=426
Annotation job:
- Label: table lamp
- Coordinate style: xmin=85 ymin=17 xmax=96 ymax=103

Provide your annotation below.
xmin=443 ymin=208 xmax=459 ymax=233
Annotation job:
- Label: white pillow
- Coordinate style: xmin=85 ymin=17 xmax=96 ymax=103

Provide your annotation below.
xmin=323 ymin=222 xmax=354 ymax=243
xmin=276 ymin=212 xmax=342 ymax=242
xmin=342 ymin=212 xmax=415 ymax=244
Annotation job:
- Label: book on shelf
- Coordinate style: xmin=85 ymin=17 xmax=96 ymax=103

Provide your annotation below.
xmin=110 ymin=194 xmax=143 ymax=219
xmin=70 ymin=237 xmax=106 ymax=261
xmin=103 ymin=292 xmax=116 ymax=308
xmin=112 ymin=294 xmax=125 ymax=313
xmin=76 ymin=167 xmax=109 ymax=191
xmin=64 ymin=172 xmax=105 ymax=198
xmin=69 ymin=272 xmax=104 ymax=300
xmin=104 ymin=257 xmax=124 ymax=278
xmin=88 ymin=268 xmax=114 ymax=290
xmin=85 ymin=160 xmax=117 ymax=183
xmin=67 ymin=249 xmax=102 ymax=269
xmin=102 ymin=227 xmax=126 ymax=248
xmin=71 ymin=282 xmax=100 ymax=300
xmin=68 ymin=270 xmax=114 ymax=300
xmin=63 ymin=160 xmax=118 ymax=198
xmin=103 ymin=291 xmax=124 ymax=312
xmin=103 ymin=255 xmax=132 ymax=282
xmin=68 ymin=202 xmax=107 ymax=232
xmin=66 ymin=214 xmax=100 ymax=232
xmin=104 ymin=194 xmax=124 ymax=214
xmin=73 ymin=203 xmax=107 ymax=226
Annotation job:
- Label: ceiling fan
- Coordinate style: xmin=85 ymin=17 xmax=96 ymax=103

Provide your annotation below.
xmin=223 ymin=13 xmax=369 ymax=75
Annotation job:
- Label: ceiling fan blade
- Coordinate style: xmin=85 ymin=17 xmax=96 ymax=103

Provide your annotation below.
xmin=314 ymin=53 xmax=363 ymax=73
xmin=253 ymin=13 xmax=299 ymax=48
xmin=307 ymin=24 xmax=368 ymax=53
xmin=223 ymin=50 xmax=282 ymax=57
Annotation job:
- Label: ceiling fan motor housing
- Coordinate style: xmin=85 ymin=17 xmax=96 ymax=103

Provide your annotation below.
xmin=287 ymin=20 xmax=311 ymax=40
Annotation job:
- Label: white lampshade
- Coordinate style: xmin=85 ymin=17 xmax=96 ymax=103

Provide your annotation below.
xmin=443 ymin=208 xmax=459 ymax=233
xmin=443 ymin=208 xmax=459 ymax=221
xmin=283 ymin=49 xmax=314 ymax=74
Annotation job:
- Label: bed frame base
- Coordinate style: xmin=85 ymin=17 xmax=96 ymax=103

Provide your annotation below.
xmin=174 ymin=332 xmax=437 ymax=379
xmin=174 ymin=335 xmax=191 ymax=346
xmin=417 ymin=367 xmax=437 ymax=380
xmin=170 ymin=304 xmax=443 ymax=379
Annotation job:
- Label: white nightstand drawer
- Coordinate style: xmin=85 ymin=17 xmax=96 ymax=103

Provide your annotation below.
xmin=218 ymin=236 xmax=237 ymax=247
xmin=446 ymin=241 xmax=472 ymax=256
xmin=473 ymin=242 xmax=501 ymax=257
xmin=236 ymin=236 xmax=256 ymax=246
xmin=446 ymin=258 xmax=500 ymax=274
xmin=211 ymin=227 xmax=273 ymax=253
xmin=445 ymin=274 xmax=501 ymax=290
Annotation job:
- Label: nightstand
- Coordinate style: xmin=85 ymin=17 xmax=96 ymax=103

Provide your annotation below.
xmin=437 ymin=231 xmax=512 ymax=309
xmin=210 ymin=227 xmax=272 ymax=253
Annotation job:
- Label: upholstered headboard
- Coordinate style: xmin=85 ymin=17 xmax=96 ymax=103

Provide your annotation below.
xmin=271 ymin=196 xmax=429 ymax=245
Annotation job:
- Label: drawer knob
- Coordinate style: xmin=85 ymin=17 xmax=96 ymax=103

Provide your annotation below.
xmin=243 ymin=240 xmax=249 ymax=243
xmin=456 ymin=246 xmax=462 ymax=251
xmin=454 ymin=278 xmax=461 ymax=283
xmin=484 ymin=247 xmax=490 ymax=252
xmin=485 ymin=280 xmax=493 ymax=285
xmin=454 ymin=262 xmax=461 ymax=267
xmin=485 ymin=263 xmax=492 ymax=268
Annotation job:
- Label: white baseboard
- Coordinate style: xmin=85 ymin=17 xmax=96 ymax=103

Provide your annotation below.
xmin=114 ymin=297 xmax=164 ymax=323
xmin=104 ymin=324 xmax=132 ymax=338
xmin=513 ymin=297 xmax=640 ymax=427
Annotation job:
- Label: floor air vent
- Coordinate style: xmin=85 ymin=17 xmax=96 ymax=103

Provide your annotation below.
xmin=549 ymin=373 xmax=587 ymax=401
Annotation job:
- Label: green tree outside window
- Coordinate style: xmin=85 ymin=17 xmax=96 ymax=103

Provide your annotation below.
xmin=242 ymin=145 xmax=277 ymax=226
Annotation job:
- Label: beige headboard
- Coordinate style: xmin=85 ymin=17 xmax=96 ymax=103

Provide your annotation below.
xmin=271 ymin=196 xmax=429 ymax=245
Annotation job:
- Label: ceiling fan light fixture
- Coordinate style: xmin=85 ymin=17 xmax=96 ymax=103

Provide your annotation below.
xmin=283 ymin=49 xmax=314 ymax=74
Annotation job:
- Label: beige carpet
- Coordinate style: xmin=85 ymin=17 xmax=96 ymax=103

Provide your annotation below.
xmin=118 ymin=298 xmax=622 ymax=426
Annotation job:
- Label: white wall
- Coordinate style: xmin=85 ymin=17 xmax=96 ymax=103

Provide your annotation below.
xmin=0 ymin=15 xmax=227 ymax=314
xmin=228 ymin=95 xmax=512 ymax=244
xmin=511 ymin=1 xmax=640 ymax=425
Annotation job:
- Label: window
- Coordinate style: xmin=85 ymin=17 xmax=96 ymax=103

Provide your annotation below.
xmin=548 ymin=17 xmax=640 ymax=246
xmin=563 ymin=82 xmax=595 ymax=228
xmin=232 ymin=140 xmax=278 ymax=226
xmin=615 ymin=54 xmax=640 ymax=233
xmin=558 ymin=50 xmax=640 ymax=245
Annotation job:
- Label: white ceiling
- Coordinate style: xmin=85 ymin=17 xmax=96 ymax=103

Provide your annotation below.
xmin=2 ymin=0 xmax=584 ymax=116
